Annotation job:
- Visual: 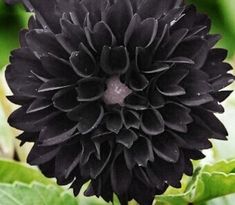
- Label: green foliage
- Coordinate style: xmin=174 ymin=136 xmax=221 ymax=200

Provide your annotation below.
xmin=0 ymin=159 xmax=55 ymax=185
xmin=157 ymin=160 xmax=235 ymax=205
xmin=0 ymin=182 xmax=78 ymax=205
xmin=0 ymin=159 xmax=78 ymax=205
xmin=0 ymin=2 xmax=29 ymax=68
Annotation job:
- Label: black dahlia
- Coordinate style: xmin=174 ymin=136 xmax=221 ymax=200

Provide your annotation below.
xmin=6 ymin=0 xmax=234 ymax=204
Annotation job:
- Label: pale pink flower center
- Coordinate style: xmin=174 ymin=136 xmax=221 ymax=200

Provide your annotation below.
xmin=103 ymin=76 xmax=132 ymax=105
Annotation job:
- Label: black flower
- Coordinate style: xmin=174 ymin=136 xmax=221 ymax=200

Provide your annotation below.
xmin=6 ymin=0 xmax=234 ymax=204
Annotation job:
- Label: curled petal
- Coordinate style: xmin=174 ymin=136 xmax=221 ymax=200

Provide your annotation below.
xmin=67 ymin=103 xmax=104 ymax=134
xmin=70 ymin=44 xmax=97 ymax=77
xmin=76 ymin=77 xmax=105 ymax=102
xmin=124 ymin=93 xmax=148 ymax=110
xmin=101 ymin=46 xmax=130 ymax=75
xmin=141 ymin=109 xmax=164 ymax=135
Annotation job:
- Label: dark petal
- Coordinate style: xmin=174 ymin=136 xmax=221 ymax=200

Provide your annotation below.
xmin=181 ymin=79 xmax=212 ymax=99
xmin=193 ymin=108 xmax=228 ymax=140
xmin=159 ymin=57 xmax=194 ymax=64
xmin=171 ymin=5 xmax=196 ymax=30
xmin=179 ymin=94 xmax=214 ymax=107
xmin=157 ymin=68 xmax=188 ymax=96
xmin=129 ymin=179 xmax=155 ymax=205
xmin=28 ymin=15 xmax=42 ymax=30
xmin=8 ymin=106 xmax=59 ymax=132
xmin=152 ymin=133 xmax=180 ymax=163
xmin=124 ymin=93 xmax=148 ymax=110
xmin=105 ymin=0 xmax=133 ymax=43
xmin=67 ymin=103 xmax=104 ymax=134
xmin=141 ymin=109 xmax=164 ymax=135
xmin=25 ymin=29 xmax=68 ymax=59
xmin=185 ymin=25 xmax=208 ymax=40
xmin=38 ymin=115 xmax=77 ymax=146
xmin=134 ymin=167 xmax=152 ymax=187
xmin=153 ymin=24 xmax=169 ymax=53
xmin=70 ymin=44 xmax=97 ymax=78
xmin=172 ymin=38 xmax=209 ymax=69
xmin=207 ymin=48 xmax=228 ymax=62
xmin=86 ymin=21 xmax=116 ymax=53
xmin=57 ymin=18 xmax=86 ymax=53
xmin=203 ymin=62 xmax=232 ymax=80
xmin=38 ymin=159 xmax=55 ymax=178
xmin=76 ymin=77 xmax=105 ymax=102
xmin=159 ymin=7 xmax=185 ymax=26
xmin=116 ymin=129 xmax=138 ymax=148
xmin=56 ymin=0 xmax=78 ymax=13
xmin=148 ymin=81 xmax=165 ymax=108
xmin=206 ymin=34 xmax=221 ymax=48
xmin=17 ymin=132 xmax=38 ymax=146
xmin=82 ymin=0 xmax=108 ymax=26
xmin=160 ymin=102 xmax=193 ymax=132
xmin=85 ymin=173 xmax=113 ymax=202
xmin=142 ymin=62 xmax=170 ymax=74
xmin=111 ymin=153 xmax=132 ymax=195
xmin=89 ymin=142 xmax=113 ymax=179
xmin=202 ymin=100 xmax=224 ymax=114
xmin=137 ymin=0 xmax=176 ymax=19
xmin=27 ymin=98 xmax=52 ymax=113
xmin=178 ymin=70 xmax=214 ymax=106
xmin=80 ymin=138 xmax=97 ymax=165
xmin=125 ymin=15 xmax=158 ymax=51
xmin=38 ymin=79 xmax=73 ymax=92
xmin=27 ymin=143 xmax=60 ymax=165
xmin=180 ymin=126 xmax=213 ymax=150
xmin=212 ymin=91 xmax=233 ymax=103
xmin=6 ymin=63 xmax=42 ymax=98
xmin=129 ymin=137 xmax=154 ymax=167
xmin=136 ymin=47 xmax=154 ymax=71
xmin=19 ymin=29 xmax=28 ymax=48
xmin=211 ymin=74 xmax=235 ymax=91
xmin=159 ymin=28 xmax=188 ymax=59
xmin=71 ymin=176 xmax=89 ymax=196
xmin=122 ymin=109 xmax=140 ymax=129
xmin=106 ymin=111 xmax=122 ymax=134
xmin=53 ymin=88 xmax=78 ymax=112
xmin=150 ymin=155 xmax=184 ymax=188
xmin=183 ymin=149 xmax=205 ymax=160
xmin=23 ymin=0 xmax=61 ymax=33
xmin=124 ymin=149 xmax=135 ymax=170
xmin=129 ymin=0 xmax=142 ymax=12
xmin=183 ymin=158 xmax=193 ymax=176
xmin=8 ymin=48 xmax=48 ymax=79
xmin=7 ymin=95 xmax=33 ymax=106
xmin=70 ymin=0 xmax=88 ymax=24
xmin=128 ymin=68 xmax=149 ymax=91
xmin=101 ymin=46 xmax=130 ymax=75
xmin=55 ymin=143 xmax=82 ymax=180
xmin=41 ymin=53 xmax=76 ymax=79
xmin=145 ymin=169 xmax=166 ymax=191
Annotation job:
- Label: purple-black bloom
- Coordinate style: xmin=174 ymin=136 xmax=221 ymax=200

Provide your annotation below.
xmin=6 ymin=0 xmax=234 ymax=204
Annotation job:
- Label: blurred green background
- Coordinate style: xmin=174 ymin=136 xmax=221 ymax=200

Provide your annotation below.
xmin=0 ymin=1 xmax=235 ymax=205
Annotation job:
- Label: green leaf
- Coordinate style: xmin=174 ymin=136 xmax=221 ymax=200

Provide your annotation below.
xmin=157 ymin=159 xmax=235 ymax=205
xmin=0 ymin=159 xmax=55 ymax=185
xmin=0 ymin=182 xmax=78 ymax=205
xmin=0 ymin=2 xmax=30 ymax=68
